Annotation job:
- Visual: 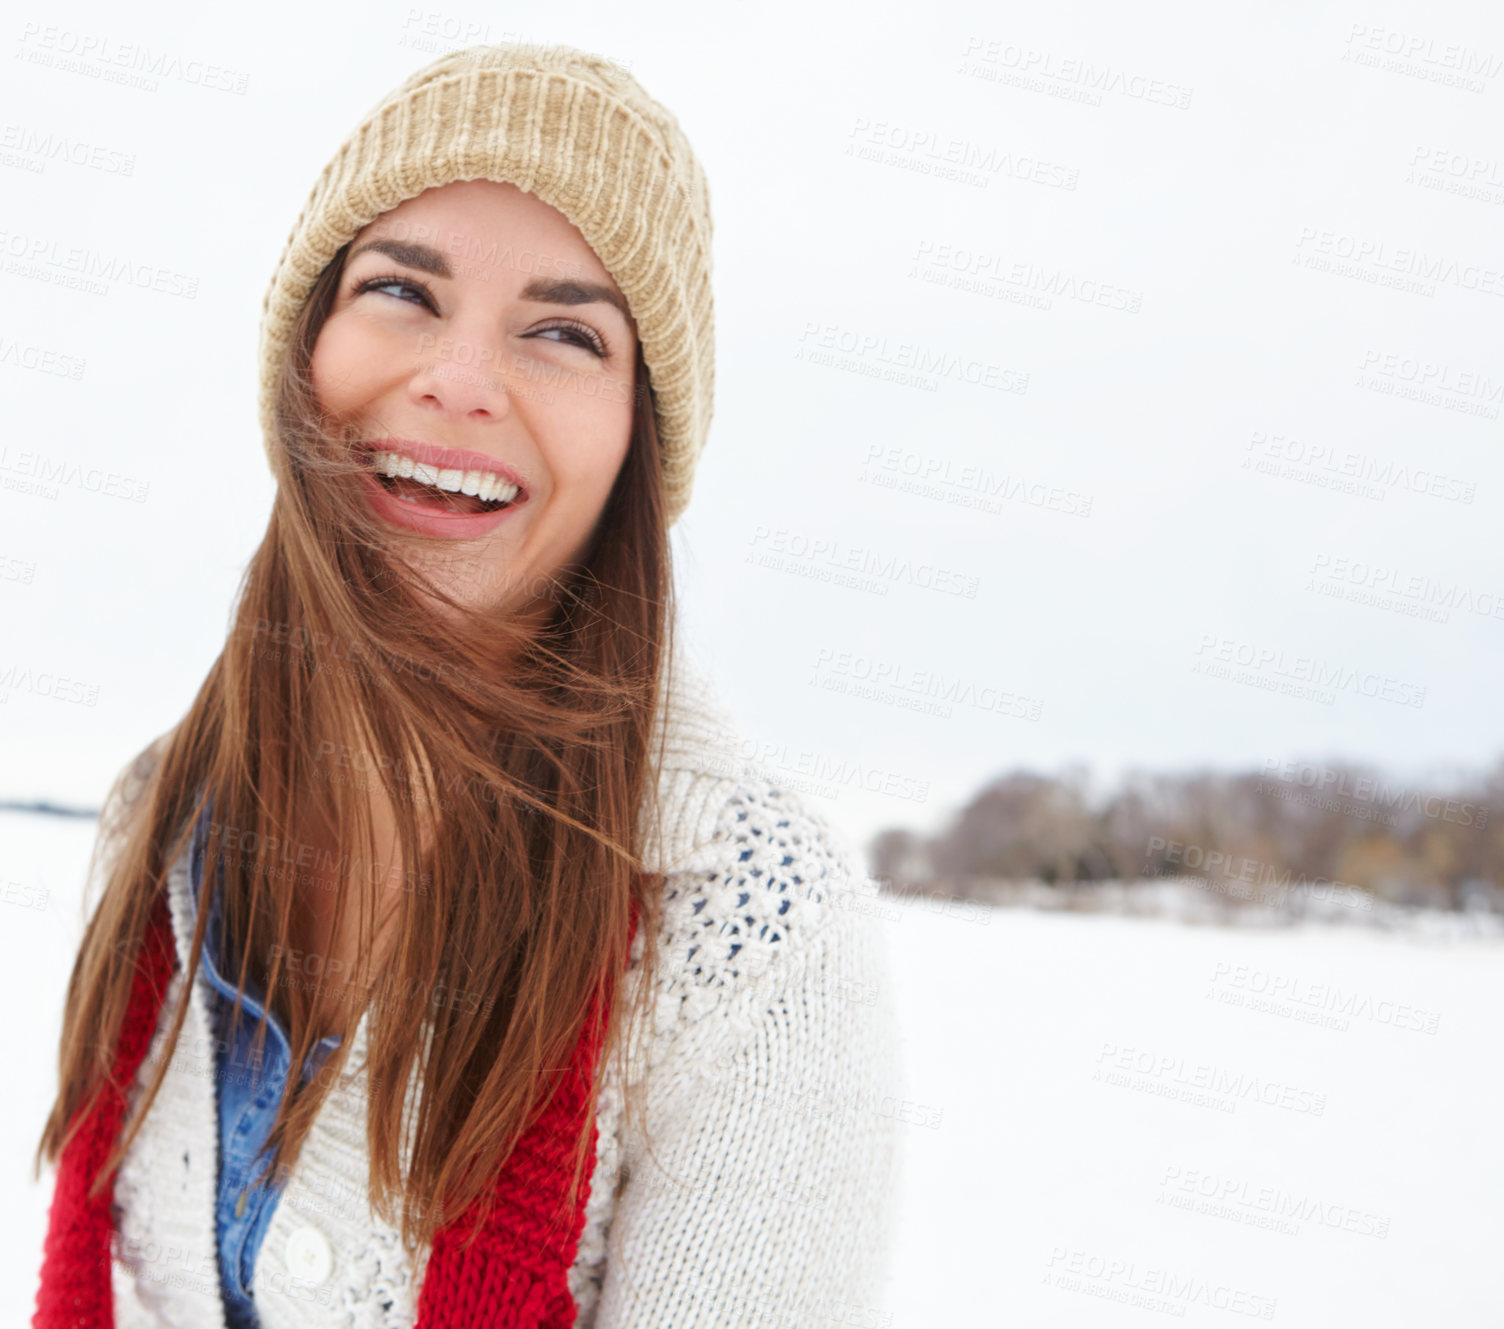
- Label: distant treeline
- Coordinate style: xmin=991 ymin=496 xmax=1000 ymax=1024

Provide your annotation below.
xmin=868 ymin=757 xmax=1504 ymax=910
xmin=0 ymin=798 xmax=99 ymax=819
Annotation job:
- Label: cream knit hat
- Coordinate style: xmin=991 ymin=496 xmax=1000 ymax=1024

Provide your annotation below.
xmin=257 ymin=43 xmax=714 ymax=527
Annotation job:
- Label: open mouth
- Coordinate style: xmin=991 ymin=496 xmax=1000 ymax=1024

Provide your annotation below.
xmin=368 ymin=449 xmax=521 ymax=516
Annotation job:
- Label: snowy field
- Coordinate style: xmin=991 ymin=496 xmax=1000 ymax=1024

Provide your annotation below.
xmin=5 ymin=809 xmax=1501 ymax=1327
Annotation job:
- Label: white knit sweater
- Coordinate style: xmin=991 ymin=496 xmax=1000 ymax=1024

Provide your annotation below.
xmin=102 ymin=641 xmax=904 ymax=1327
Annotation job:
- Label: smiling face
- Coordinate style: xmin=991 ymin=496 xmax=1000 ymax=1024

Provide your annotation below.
xmin=309 ymin=178 xmax=639 ymax=613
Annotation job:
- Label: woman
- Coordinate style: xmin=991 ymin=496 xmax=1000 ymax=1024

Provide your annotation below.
xmin=31 ymin=41 xmax=901 ymax=1329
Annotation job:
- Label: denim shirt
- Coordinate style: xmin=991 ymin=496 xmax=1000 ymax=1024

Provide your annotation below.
xmin=187 ymin=808 xmax=343 ymax=1329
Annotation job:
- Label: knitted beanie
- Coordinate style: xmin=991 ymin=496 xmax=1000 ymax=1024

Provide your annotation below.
xmin=257 ymin=43 xmax=715 ymax=527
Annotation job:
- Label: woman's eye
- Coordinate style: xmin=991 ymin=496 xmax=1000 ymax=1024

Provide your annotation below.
xmin=345 ymin=280 xmax=607 ymax=357
xmin=534 ymin=322 xmax=609 ymax=358
xmin=352 ymin=275 xmax=433 ymax=309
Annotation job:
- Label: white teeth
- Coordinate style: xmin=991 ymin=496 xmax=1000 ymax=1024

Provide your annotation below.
xmin=477 ymin=476 xmax=520 ymax=504
xmin=371 ymin=449 xmax=521 ymax=506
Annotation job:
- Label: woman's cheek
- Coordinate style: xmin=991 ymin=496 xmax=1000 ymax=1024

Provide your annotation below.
xmin=311 ymin=321 xmax=376 ymax=414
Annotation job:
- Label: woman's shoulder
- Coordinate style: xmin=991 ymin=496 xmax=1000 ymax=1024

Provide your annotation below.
xmin=647 ymin=640 xmax=871 ymax=901
xmin=92 ymin=727 xmax=177 ymax=882
xmin=102 ymin=729 xmax=174 ymax=819
xmin=644 ymin=647 xmax=888 ymax=1027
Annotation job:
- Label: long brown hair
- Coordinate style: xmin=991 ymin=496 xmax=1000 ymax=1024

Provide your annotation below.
xmin=34 ymin=234 xmax=676 ymax=1260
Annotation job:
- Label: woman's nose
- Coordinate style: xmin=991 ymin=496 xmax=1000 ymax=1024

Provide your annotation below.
xmin=406 ymin=332 xmax=513 ymax=419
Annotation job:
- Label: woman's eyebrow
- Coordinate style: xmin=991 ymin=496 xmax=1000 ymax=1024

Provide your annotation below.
xmin=349 ymin=238 xmax=451 ymax=277
xmin=520 ymin=277 xmax=632 ymax=325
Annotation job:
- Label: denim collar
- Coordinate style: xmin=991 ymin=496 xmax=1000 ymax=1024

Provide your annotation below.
xmin=186 ymin=800 xmax=343 ymax=1062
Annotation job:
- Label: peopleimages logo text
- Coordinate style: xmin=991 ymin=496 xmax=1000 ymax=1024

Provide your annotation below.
xmin=1193 ymin=634 xmax=1426 ymax=709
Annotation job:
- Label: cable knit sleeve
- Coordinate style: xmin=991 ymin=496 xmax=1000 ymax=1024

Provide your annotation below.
xmin=589 ymin=778 xmax=904 ymax=1328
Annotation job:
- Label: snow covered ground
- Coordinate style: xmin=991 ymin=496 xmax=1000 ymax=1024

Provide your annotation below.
xmin=6 ymin=810 xmax=1501 ymax=1326
xmin=879 ymin=891 xmax=1503 ymax=1327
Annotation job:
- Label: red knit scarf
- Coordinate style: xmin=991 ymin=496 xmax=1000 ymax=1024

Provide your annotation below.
xmin=33 ymin=888 xmax=639 ymax=1328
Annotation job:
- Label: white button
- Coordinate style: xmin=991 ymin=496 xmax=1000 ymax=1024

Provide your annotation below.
xmin=285 ymin=1225 xmax=333 ymax=1285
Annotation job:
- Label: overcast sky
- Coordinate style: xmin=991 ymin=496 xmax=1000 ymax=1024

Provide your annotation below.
xmin=3 ymin=0 xmax=1501 ymax=851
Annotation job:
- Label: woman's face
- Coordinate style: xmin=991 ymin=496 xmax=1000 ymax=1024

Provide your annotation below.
xmin=310 ymin=179 xmax=639 ymax=612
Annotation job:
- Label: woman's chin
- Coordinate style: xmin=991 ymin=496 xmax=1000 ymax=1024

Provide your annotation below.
xmin=414 ymin=567 xmax=548 ymax=624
